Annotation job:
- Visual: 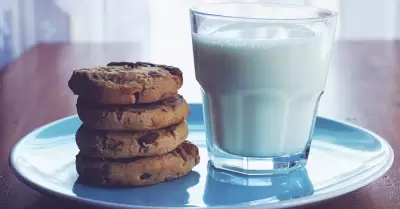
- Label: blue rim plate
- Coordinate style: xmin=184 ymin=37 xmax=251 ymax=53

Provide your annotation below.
xmin=10 ymin=104 xmax=394 ymax=209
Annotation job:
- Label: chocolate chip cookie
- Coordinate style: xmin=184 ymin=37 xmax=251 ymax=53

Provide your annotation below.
xmin=68 ymin=62 xmax=183 ymax=104
xmin=76 ymin=141 xmax=200 ymax=187
xmin=76 ymin=94 xmax=190 ymax=131
xmin=76 ymin=121 xmax=189 ymax=158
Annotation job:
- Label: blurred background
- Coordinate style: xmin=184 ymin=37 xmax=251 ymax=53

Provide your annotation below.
xmin=1 ymin=0 xmax=399 ymax=68
xmin=0 ymin=0 xmax=399 ymax=103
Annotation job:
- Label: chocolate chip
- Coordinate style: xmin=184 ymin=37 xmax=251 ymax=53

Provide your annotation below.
xmin=160 ymin=108 xmax=167 ymax=112
xmin=139 ymin=132 xmax=159 ymax=147
xmin=107 ymin=62 xmax=136 ymax=68
xmin=175 ymin=148 xmax=187 ymax=161
xmin=101 ymin=112 xmax=109 ymax=119
xmin=140 ymin=173 xmax=152 ymax=180
xmin=135 ymin=62 xmax=156 ymax=67
xmin=162 ymin=96 xmax=179 ymax=108
xmin=148 ymin=71 xmax=162 ymax=78
xmin=167 ymin=125 xmax=176 ymax=137
xmin=135 ymin=92 xmax=141 ymax=103
xmin=164 ymin=97 xmax=174 ymax=103
xmin=136 ymin=62 xmax=182 ymax=79
xmin=140 ymin=146 xmax=149 ymax=153
xmin=181 ymin=142 xmax=193 ymax=154
xmin=167 ymin=125 xmax=176 ymax=132
xmin=159 ymin=65 xmax=182 ymax=77
xmin=168 ymin=125 xmax=176 ymax=132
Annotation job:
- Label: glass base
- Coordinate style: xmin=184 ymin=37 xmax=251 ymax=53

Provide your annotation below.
xmin=208 ymin=145 xmax=310 ymax=175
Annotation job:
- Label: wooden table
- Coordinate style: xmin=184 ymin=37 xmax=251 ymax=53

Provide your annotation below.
xmin=0 ymin=41 xmax=399 ymax=208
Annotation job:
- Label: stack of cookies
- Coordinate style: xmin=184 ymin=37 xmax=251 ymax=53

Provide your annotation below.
xmin=68 ymin=61 xmax=200 ymax=187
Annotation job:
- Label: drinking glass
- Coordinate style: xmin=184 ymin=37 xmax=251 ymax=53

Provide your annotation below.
xmin=190 ymin=1 xmax=337 ymax=175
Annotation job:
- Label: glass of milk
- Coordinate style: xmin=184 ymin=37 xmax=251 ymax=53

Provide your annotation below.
xmin=190 ymin=2 xmax=337 ymax=175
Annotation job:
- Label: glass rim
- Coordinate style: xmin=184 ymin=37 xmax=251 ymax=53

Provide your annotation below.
xmin=189 ymin=1 xmax=338 ymax=22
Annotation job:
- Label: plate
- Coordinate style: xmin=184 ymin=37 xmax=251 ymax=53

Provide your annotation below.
xmin=10 ymin=104 xmax=393 ymax=209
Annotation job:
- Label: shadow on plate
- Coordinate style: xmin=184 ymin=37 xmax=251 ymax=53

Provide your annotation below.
xmin=72 ymin=171 xmax=200 ymax=207
xmin=203 ymin=162 xmax=314 ymax=206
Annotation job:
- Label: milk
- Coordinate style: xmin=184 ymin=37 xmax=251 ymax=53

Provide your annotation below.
xmin=192 ymin=23 xmax=331 ymax=157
